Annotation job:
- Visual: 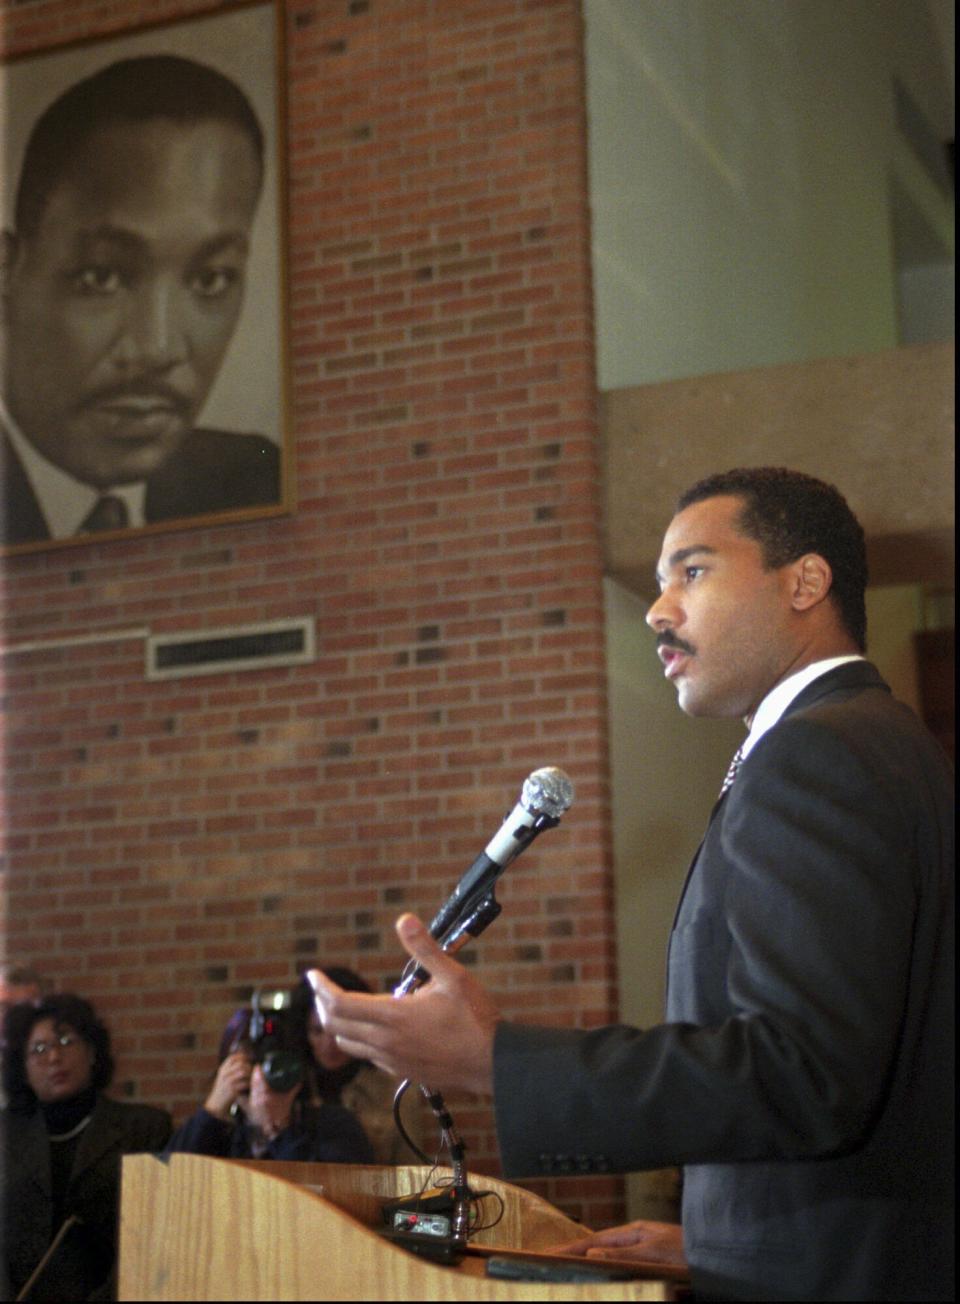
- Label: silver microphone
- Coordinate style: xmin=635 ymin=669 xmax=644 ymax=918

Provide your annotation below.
xmin=427 ymin=767 xmax=574 ymax=941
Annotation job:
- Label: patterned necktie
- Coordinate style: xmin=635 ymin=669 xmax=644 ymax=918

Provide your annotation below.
xmin=80 ymin=494 xmax=129 ymax=533
xmin=719 ymin=745 xmax=745 ymax=798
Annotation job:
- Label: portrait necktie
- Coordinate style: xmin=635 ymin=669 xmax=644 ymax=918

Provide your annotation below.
xmin=719 ymin=745 xmax=745 ymax=798
xmin=80 ymin=495 xmax=129 ymax=533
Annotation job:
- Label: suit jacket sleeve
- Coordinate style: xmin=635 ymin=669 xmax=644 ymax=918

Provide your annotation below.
xmin=493 ymin=693 xmax=951 ymax=1178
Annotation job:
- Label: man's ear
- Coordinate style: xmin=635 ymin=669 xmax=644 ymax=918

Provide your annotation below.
xmin=790 ymin=553 xmax=833 ymax=612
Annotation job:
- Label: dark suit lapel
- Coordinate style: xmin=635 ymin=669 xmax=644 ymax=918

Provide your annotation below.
xmin=667 ymin=662 xmax=886 ymax=941
xmin=70 ymin=1096 xmax=122 ymax=1185
xmin=7 ymin=1110 xmax=53 ymax=1199
xmin=669 ymin=835 xmax=708 ymax=935
xmin=669 ymin=754 xmax=746 ymax=932
xmin=1 ymin=432 xmax=50 ymax=544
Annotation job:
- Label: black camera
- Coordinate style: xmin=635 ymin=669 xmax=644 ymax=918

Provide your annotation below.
xmin=242 ymin=988 xmax=304 ymax=1093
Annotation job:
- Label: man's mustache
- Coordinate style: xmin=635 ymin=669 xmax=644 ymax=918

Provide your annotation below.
xmin=78 ymin=379 xmax=192 ymax=416
xmin=657 ymin=632 xmax=696 ymax=657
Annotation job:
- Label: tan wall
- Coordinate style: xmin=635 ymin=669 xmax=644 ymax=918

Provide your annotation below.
xmin=602 ymin=342 xmax=955 ymax=596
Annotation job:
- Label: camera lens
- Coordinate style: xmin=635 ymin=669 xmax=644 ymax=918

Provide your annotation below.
xmin=260 ymin=1049 xmax=302 ymax=1092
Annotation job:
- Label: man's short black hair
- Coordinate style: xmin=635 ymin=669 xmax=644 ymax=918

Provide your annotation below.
xmin=677 ymin=467 xmax=868 ymax=651
xmin=1 ymin=992 xmax=115 ymax=1112
xmin=14 ymin=54 xmax=265 ymax=238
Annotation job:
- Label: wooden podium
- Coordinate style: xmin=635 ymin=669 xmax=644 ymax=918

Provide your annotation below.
xmin=118 ymin=1154 xmax=683 ymax=1300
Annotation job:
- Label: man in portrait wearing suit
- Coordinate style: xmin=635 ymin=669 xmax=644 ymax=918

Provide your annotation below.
xmin=1 ymin=54 xmax=280 ymax=547
xmin=308 ymin=468 xmax=954 ymax=1302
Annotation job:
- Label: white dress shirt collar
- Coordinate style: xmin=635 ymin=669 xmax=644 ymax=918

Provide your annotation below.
xmin=2 ymin=394 xmax=146 ymax=537
xmin=742 ymin=655 xmax=867 ymax=759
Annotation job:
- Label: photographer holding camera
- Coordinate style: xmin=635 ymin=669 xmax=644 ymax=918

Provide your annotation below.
xmin=167 ymin=996 xmax=373 ymax=1164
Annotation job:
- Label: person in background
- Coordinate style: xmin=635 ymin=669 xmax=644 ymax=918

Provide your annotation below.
xmin=2 ymin=992 xmax=172 ymax=1301
xmin=166 ymin=1003 xmax=373 ymax=1164
xmin=1 ymin=966 xmax=51 ymax=1109
xmin=292 ymin=970 xmax=432 ymax=1166
xmin=0 ymin=964 xmax=50 ymax=1013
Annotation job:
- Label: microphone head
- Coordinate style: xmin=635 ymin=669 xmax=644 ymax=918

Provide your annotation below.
xmin=521 ymin=767 xmax=574 ymax=819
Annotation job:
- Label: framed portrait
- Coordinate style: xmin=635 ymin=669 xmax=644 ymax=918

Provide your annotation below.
xmin=0 ymin=0 xmax=292 ymax=556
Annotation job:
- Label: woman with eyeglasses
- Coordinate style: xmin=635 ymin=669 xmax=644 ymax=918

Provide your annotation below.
xmin=1 ymin=993 xmax=171 ymax=1301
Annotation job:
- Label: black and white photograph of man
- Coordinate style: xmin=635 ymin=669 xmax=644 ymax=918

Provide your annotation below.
xmin=0 ymin=2 xmax=288 ymax=552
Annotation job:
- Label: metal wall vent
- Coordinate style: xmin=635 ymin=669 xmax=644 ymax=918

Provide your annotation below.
xmin=146 ymin=618 xmax=314 ymax=680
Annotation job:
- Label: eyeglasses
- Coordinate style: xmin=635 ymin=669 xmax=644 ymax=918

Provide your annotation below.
xmin=27 ymin=1032 xmax=78 ymax=1059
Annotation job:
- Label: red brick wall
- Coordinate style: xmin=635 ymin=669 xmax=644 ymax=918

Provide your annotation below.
xmin=1 ymin=0 xmax=622 ymax=1227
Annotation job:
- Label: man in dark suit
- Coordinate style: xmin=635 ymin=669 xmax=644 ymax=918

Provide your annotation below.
xmin=1 ymin=55 xmax=281 ymax=549
xmin=308 ymin=468 xmax=954 ymax=1301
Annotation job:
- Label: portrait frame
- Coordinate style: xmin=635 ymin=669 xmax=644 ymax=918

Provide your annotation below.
xmin=0 ymin=0 xmax=293 ymax=556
